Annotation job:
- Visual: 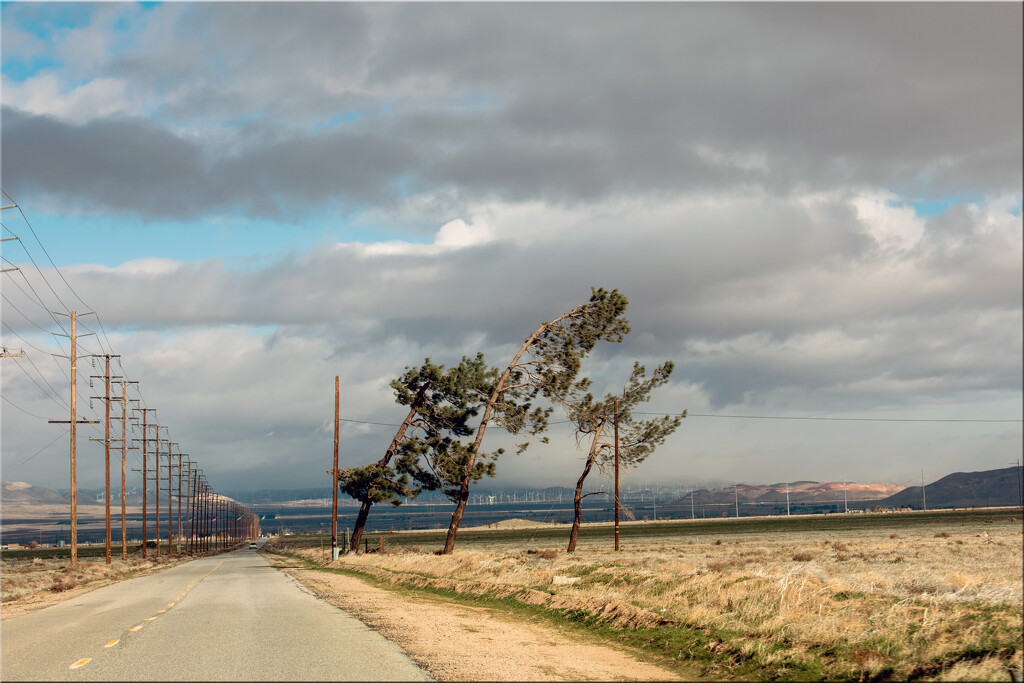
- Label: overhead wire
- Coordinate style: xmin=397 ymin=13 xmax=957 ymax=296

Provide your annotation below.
xmin=2 ymin=192 xmax=188 ymax=490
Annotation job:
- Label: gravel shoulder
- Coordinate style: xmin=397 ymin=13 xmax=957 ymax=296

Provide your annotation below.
xmin=267 ymin=554 xmax=687 ymax=682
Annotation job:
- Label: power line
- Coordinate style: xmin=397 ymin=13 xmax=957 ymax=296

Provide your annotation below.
xmin=2 ymin=393 xmax=52 ymax=420
xmin=7 ymin=428 xmax=69 ymax=473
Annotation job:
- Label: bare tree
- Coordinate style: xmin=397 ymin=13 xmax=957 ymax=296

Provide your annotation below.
xmin=565 ymin=361 xmax=682 ymax=553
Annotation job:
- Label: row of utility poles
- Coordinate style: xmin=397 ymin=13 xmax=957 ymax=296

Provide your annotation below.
xmin=43 ymin=310 xmax=259 ymax=567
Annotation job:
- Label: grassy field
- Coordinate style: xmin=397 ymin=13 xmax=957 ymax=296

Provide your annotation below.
xmin=1 ymin=543 xmax=212 ymax=608
xmin=270 ymin=508 xmax=1023 ymax=681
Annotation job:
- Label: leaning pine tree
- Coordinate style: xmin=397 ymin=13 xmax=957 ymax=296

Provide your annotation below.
xmin=339 ymin=358 xmax=482 ymax=552
xmin=424 ymin=287 xmax=631 ymax=555
xmin=565 ymin=361 xmax=682 ymax=553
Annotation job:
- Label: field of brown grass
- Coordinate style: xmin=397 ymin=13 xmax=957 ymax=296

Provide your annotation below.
xmin=1 ymin=550 xmax=192 ymax=619
xmin=275 ymin=510 xmax=1023 ymax=681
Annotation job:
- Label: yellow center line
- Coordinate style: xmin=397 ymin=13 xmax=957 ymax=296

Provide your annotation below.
xmin=157 ymin=609 xmax=166 ymax=613
xmin=104 ymin=640 xmax=119 ymax=648
xmin=167 ymin=603 xmax=174 ymax=607
xmin=144 ymin=616 xmax=158 ymax=621
xmin=129 ymin=625 xmax=143 ymax=632
xmin=70 ymin=658 xmax=91 ymax=669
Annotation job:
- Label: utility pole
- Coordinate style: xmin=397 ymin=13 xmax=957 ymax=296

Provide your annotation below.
xmin=133 ymin=410 xmax=157 ymax=558
xmin=183 ymin=459 xmax=193 ymax=553
xmin=332 ymin=375 xmax=339 ymax=559
xmin=115 ymin=380 xmax=138 ymax=559
xmin=690 ymin=490 xmax=695 ymax=520
xmin=120 ymin=382 xmax=128 ymax=559
xmin=1 ymin=347 xmax=25 ymax=357
xmin=843 ymin=474 xmax=848 ymax=514
xmin=189 ymin=466 xmax=199 ymax=553
xmin=613 ymin=399 xmax=620 ymax=552
xmin=175 ymin=452 xmax=187 ymax=554
xmin=166 ymin=441 xmax=177 ymax=554
xmin=154 ymin=428 xmax=163 ymax=555
xmin=47 ymin=310 xmax=98 ymax=568
xmin=921 ymin=470 xmax=927 ymax=511
xmin=88 ymin=354 xmax=120 ymax=564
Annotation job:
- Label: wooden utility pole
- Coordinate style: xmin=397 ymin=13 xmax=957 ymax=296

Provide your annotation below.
xmin=166 ymin=441 xmax=177 ymax=554
xmin=613 ymin=399 xmax=620 ymax=552
xmin=119 ymin=381 xmax=129 ymax=559
xmin=133 ymin=408 xmax=156 ymax=558
xmin=188 ymin=465 xmax=198 ymax=553
xmin=89 ymin=354 xmax=120 ymax=564
xmin=175 ymin=452 xmax=187 ymax=554
xmin=47 ymin=311 xmax=98 ymax=568
xmin=332 ymin=375 xmax=339 ymax=560
xmin=183 ymin=459 xmax=193 ymax=553
xmin=154 ymin=429 xmax=164 ymax=555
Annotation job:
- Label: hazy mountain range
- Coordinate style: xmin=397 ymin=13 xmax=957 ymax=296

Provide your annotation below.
xmin=5 ymin=467 xmax=1020 ymax=511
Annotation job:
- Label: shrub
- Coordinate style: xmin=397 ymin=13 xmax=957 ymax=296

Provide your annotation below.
xmin=792 ymin=552 xmax=814 ymax=562
xmin=49 ymin=577 xmax=76 ymax=593
xmin=934 ymin=532 xmax=951 ymax=538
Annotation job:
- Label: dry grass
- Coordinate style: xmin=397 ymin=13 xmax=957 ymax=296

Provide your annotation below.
xmin=283 ymin=515 xmax=1023 ymax=680
xmin=1 ymin=553 xmax=189 ymax=612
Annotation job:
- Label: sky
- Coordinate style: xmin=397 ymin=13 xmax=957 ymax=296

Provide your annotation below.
xmin=1 ymin=2 xmax=1021 ymax=498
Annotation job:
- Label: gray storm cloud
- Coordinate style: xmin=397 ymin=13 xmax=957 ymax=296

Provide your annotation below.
xmin=1 ymin=3 xmax=1020 ymax=491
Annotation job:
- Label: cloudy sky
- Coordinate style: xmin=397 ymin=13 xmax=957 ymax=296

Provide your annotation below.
xmin=1 ymin=2 xmax=1021 ymax=498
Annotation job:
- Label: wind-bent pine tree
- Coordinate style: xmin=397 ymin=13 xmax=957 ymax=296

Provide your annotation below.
xmin=436 ymin=287 xmax=631 ymax=554
xmin=565 ymin=361 xmax=682 ymax=553
xmin=339 ymin=358 xmax=481 ymax=552
xmin=397 ymin=354 xmax=500 ymax=506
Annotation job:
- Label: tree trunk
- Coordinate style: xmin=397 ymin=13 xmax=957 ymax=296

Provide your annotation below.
xmin=441 ymin=315 xmax=572 ymax=554
xmin=443 ymin=485 xmax=470 ymax=554
xmin=349 ymin=499 xmax=372 ymax=553
xmin=568 ymin=421 xmax=605 ymax=553
xmin=567 ymin=460 xmax=592 ymax=553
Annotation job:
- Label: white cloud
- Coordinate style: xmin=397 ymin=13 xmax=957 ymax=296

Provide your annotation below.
xmin=850 ymin=189 xmax=925 ymax=254
xmin=2 ymin=73 xmax=135 ymax=122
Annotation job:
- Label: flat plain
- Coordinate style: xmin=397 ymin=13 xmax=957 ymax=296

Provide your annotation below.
xmin=270 ymin=508 xmax=1023 ymax=681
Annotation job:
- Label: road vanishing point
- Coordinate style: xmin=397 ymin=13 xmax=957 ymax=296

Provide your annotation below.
xmin=0 ymin=543 xmax=431 ymax=681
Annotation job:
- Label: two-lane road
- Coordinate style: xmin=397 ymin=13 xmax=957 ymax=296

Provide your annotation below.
xmin=1 ymin=546 xmax=431 ymax=681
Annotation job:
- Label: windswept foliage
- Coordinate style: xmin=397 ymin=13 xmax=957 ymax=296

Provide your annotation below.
xmin=438 ymin=287 xmax=632 ymax=554
xmin=340 ymin=358 xmax=483 ymax=551
xmin=566 ymin=361 xmax=682 ymax=552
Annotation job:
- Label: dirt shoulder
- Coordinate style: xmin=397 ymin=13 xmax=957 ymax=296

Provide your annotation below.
xmin=267 ymin=553 xmax=688 ymax=682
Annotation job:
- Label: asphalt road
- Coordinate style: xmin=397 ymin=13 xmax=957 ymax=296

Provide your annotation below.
xmin=0 ymin=544 xmax=432 ymax=681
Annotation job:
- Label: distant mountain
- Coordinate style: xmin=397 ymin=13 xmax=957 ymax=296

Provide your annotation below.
xmin=673 ymin=480 xmax=905 ymax=506
xmin=2 ymin=482 xmax=145 ymax=506
xmin=874 ymin=466 xmax=1023 ymax=510
xmin=2 ymin=481 xmax=69 ymax=505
